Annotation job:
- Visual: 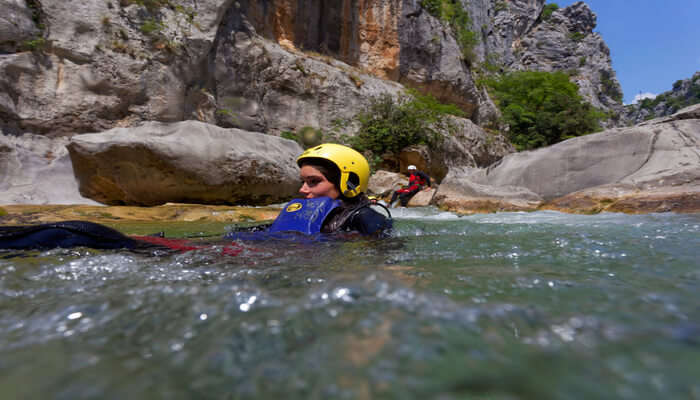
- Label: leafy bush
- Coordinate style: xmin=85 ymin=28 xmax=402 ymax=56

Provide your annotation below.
xmin=140 ymin=18 xmax=164 ymax=35
xmin=542 ymin=3 xmax=559 ymax=21
xmin=280 ymin=131 xmax=297 ymax=141
xmin=122 ymin=0 xmax=171 ymax=12
xmin=494 ymin=1 xmax=508 ymax=13
xmin=486 ymin=71 xmax=604 ymax=150
xmin=23 ymin=37 xmax=47 ymax=51
xmin=639 ymin=80 xmax=700 ymax=114
xmin=281 ymin=127 xmax=323 ymax=149
xmin=568 ymin=31 xmax=586 ymax=42
xmin=349 ymin=90 xmax=464 ymax=167
xmin=600 ymin=70 xmax=623 ymax=102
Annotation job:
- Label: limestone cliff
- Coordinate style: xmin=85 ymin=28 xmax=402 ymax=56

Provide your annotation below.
xmin=623 ymin=71 xmax=700 ymax=126
xmin=0 ymin=0 xmax=622 ymax=136
xmin=470 ymin=1 xmax=623 ymax=118
xmin=0 ymin=0 xmax=628 ymax=206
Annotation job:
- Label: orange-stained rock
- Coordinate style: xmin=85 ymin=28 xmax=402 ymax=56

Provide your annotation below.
xmin=244 ymin=0 xmax=401 ymax=80
xmin=543 ymin=185 xmax=700 ymax=214
xmin=439 ymin=197 xmax=541 ymax=215
xmin=0 ymin=203 xmax=281 ymax=226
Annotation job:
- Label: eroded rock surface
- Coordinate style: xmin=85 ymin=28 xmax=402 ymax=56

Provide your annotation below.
xmin=436 ymin=106 xmax=700 ymax=213
xmin=67 ymin=121 xmax=303 ymax=206
xmin=0 ymin=132 xmax=99 ymax=205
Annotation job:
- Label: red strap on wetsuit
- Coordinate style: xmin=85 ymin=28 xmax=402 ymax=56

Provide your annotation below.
xmin=131 ymin=236 xmax=247 ymax=256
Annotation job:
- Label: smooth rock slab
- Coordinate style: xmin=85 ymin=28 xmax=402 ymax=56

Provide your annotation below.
xmin=435 ymin=108 xmax=700 ymax=214
xmin=67 ymin=121 xmax=304 ymax=206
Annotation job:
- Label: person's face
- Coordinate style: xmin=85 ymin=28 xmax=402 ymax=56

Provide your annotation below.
xmin=299 ymin=165 xmax=340 ymax=199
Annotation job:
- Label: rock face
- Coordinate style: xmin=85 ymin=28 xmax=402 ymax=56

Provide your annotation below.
xmin=394 ymin=117 xmax=514 ymax=182
xmin=67 ymin=121 xmax=304 ymax=206
xmin=0 ymin=0 xmax=233 ymax=135
xmin=623 ymin=71 xmax=700 ymax=126
xmin=0 ymin=0 xmax=40 ymax=53
xmin=0 ymin=0 xmax=620 ymax=135
xmin=0 ymin=132 xmax=99 ymax=205
xmin=464 ymin=1 xmax=624 ymax=122
xmin=435 ymin=104 xmax=700 ymax=213
xmin=0 ymin=0 xmax=633 ymax=208
xmin=509 ymin=2 xmax=623 ymax=117
xmin=212 ymin=24 xmax=404 ymax=135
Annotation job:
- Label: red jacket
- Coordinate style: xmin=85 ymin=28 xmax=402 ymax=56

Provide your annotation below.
xmin=398 ymin=171 xmax=431 ymax=193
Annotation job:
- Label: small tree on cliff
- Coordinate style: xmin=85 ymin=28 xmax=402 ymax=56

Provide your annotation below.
xmin=486 ymin=71 xmax=604 ymax=150
xmin=349 ymin=91 xmax=464 ymax=169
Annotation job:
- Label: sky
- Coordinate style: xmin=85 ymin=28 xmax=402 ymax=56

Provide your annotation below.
xmin=553 ymin=0 xmax=700 ymax=104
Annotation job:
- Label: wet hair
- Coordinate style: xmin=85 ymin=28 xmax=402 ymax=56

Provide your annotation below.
xmin=298 ymin=158 xmax=341 ymax=189
xmin=298 ymin=157 xmax=366 ymax=203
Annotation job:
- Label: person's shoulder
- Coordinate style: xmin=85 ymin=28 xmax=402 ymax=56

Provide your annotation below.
xmin=348 ymin=205 xmax=392 ymax=235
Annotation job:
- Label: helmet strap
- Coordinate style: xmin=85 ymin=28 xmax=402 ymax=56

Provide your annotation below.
xmin=340 ymin=173 xmax=358 ymax=197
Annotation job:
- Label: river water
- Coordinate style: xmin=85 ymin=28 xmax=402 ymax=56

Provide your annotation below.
xmin=1 ymin=209 xmax=699 ymax=399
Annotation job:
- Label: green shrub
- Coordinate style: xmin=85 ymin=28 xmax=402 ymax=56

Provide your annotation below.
xmin=281 ymin=127 xmax=323 ymax=148
xmin=542 ymin=3 xmax=559 ymax=21
xmin=23 ymin=37 xmax=46 ymax=51
xmin=494 ymin=1 xmax=508 ymax=13
xmin=280 ymin=131 xmax=297 ymax=141
xmin=600 ymin=70 xmax=623 ymax=103
xmin=140 ymin=18 xmax=164 ymax=35
xmin=568 ymin=31 xmax=586 ymax=42
xmin=486 ymin=71 xmax=604 ymax=151
xmin=420 ymin=0 xmax=441 ymax=15
xmin=0 ymin=207 xmax=6 ymax=217
xmin=122 ymin=0 xmax=171 ymax=12
xmin=349 ymin=90 xmax=464 ymax=168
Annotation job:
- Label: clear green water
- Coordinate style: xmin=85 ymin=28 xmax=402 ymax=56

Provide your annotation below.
xmin=1 ymin=210 xmax=699 ymax=399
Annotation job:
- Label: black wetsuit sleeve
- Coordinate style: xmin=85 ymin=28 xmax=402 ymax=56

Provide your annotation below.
xmin=417 ymin=171 xmax=431 ymax=187
xmin=0 ymin=221 xmax=142 ymax=250
xmin=345 ymin=207 xmax=392 ymax=236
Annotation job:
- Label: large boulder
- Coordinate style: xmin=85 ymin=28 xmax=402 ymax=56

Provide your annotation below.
xmin=406 ymin=187 xmax=436 ymax=207
xmin=368 ymin=170 xmax=407 ymax=198
xmin=436 ymin=106 xmax=700 ymax=213
xmin=435 ymin=166 xmax=543 ymax=213
xmin=0 ymin=132 xmax=99 ymax=205
xmin=67 ymin=121 xmax=304 ymax=206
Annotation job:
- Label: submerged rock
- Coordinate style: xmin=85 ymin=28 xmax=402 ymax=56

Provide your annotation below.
xmin=67 ymin=121 xmax=303 ymax=206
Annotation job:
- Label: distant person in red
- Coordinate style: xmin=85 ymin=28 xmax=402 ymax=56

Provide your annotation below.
xmin=389 ymin=165 xmax=431 ymax=207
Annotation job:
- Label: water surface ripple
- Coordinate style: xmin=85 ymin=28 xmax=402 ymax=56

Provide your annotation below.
xmin=1 ymin=210 xmax=699 ymax=399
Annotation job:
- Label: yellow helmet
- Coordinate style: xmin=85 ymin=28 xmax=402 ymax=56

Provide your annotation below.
xmin=297 ymin=143 xmax=370 ymax=198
